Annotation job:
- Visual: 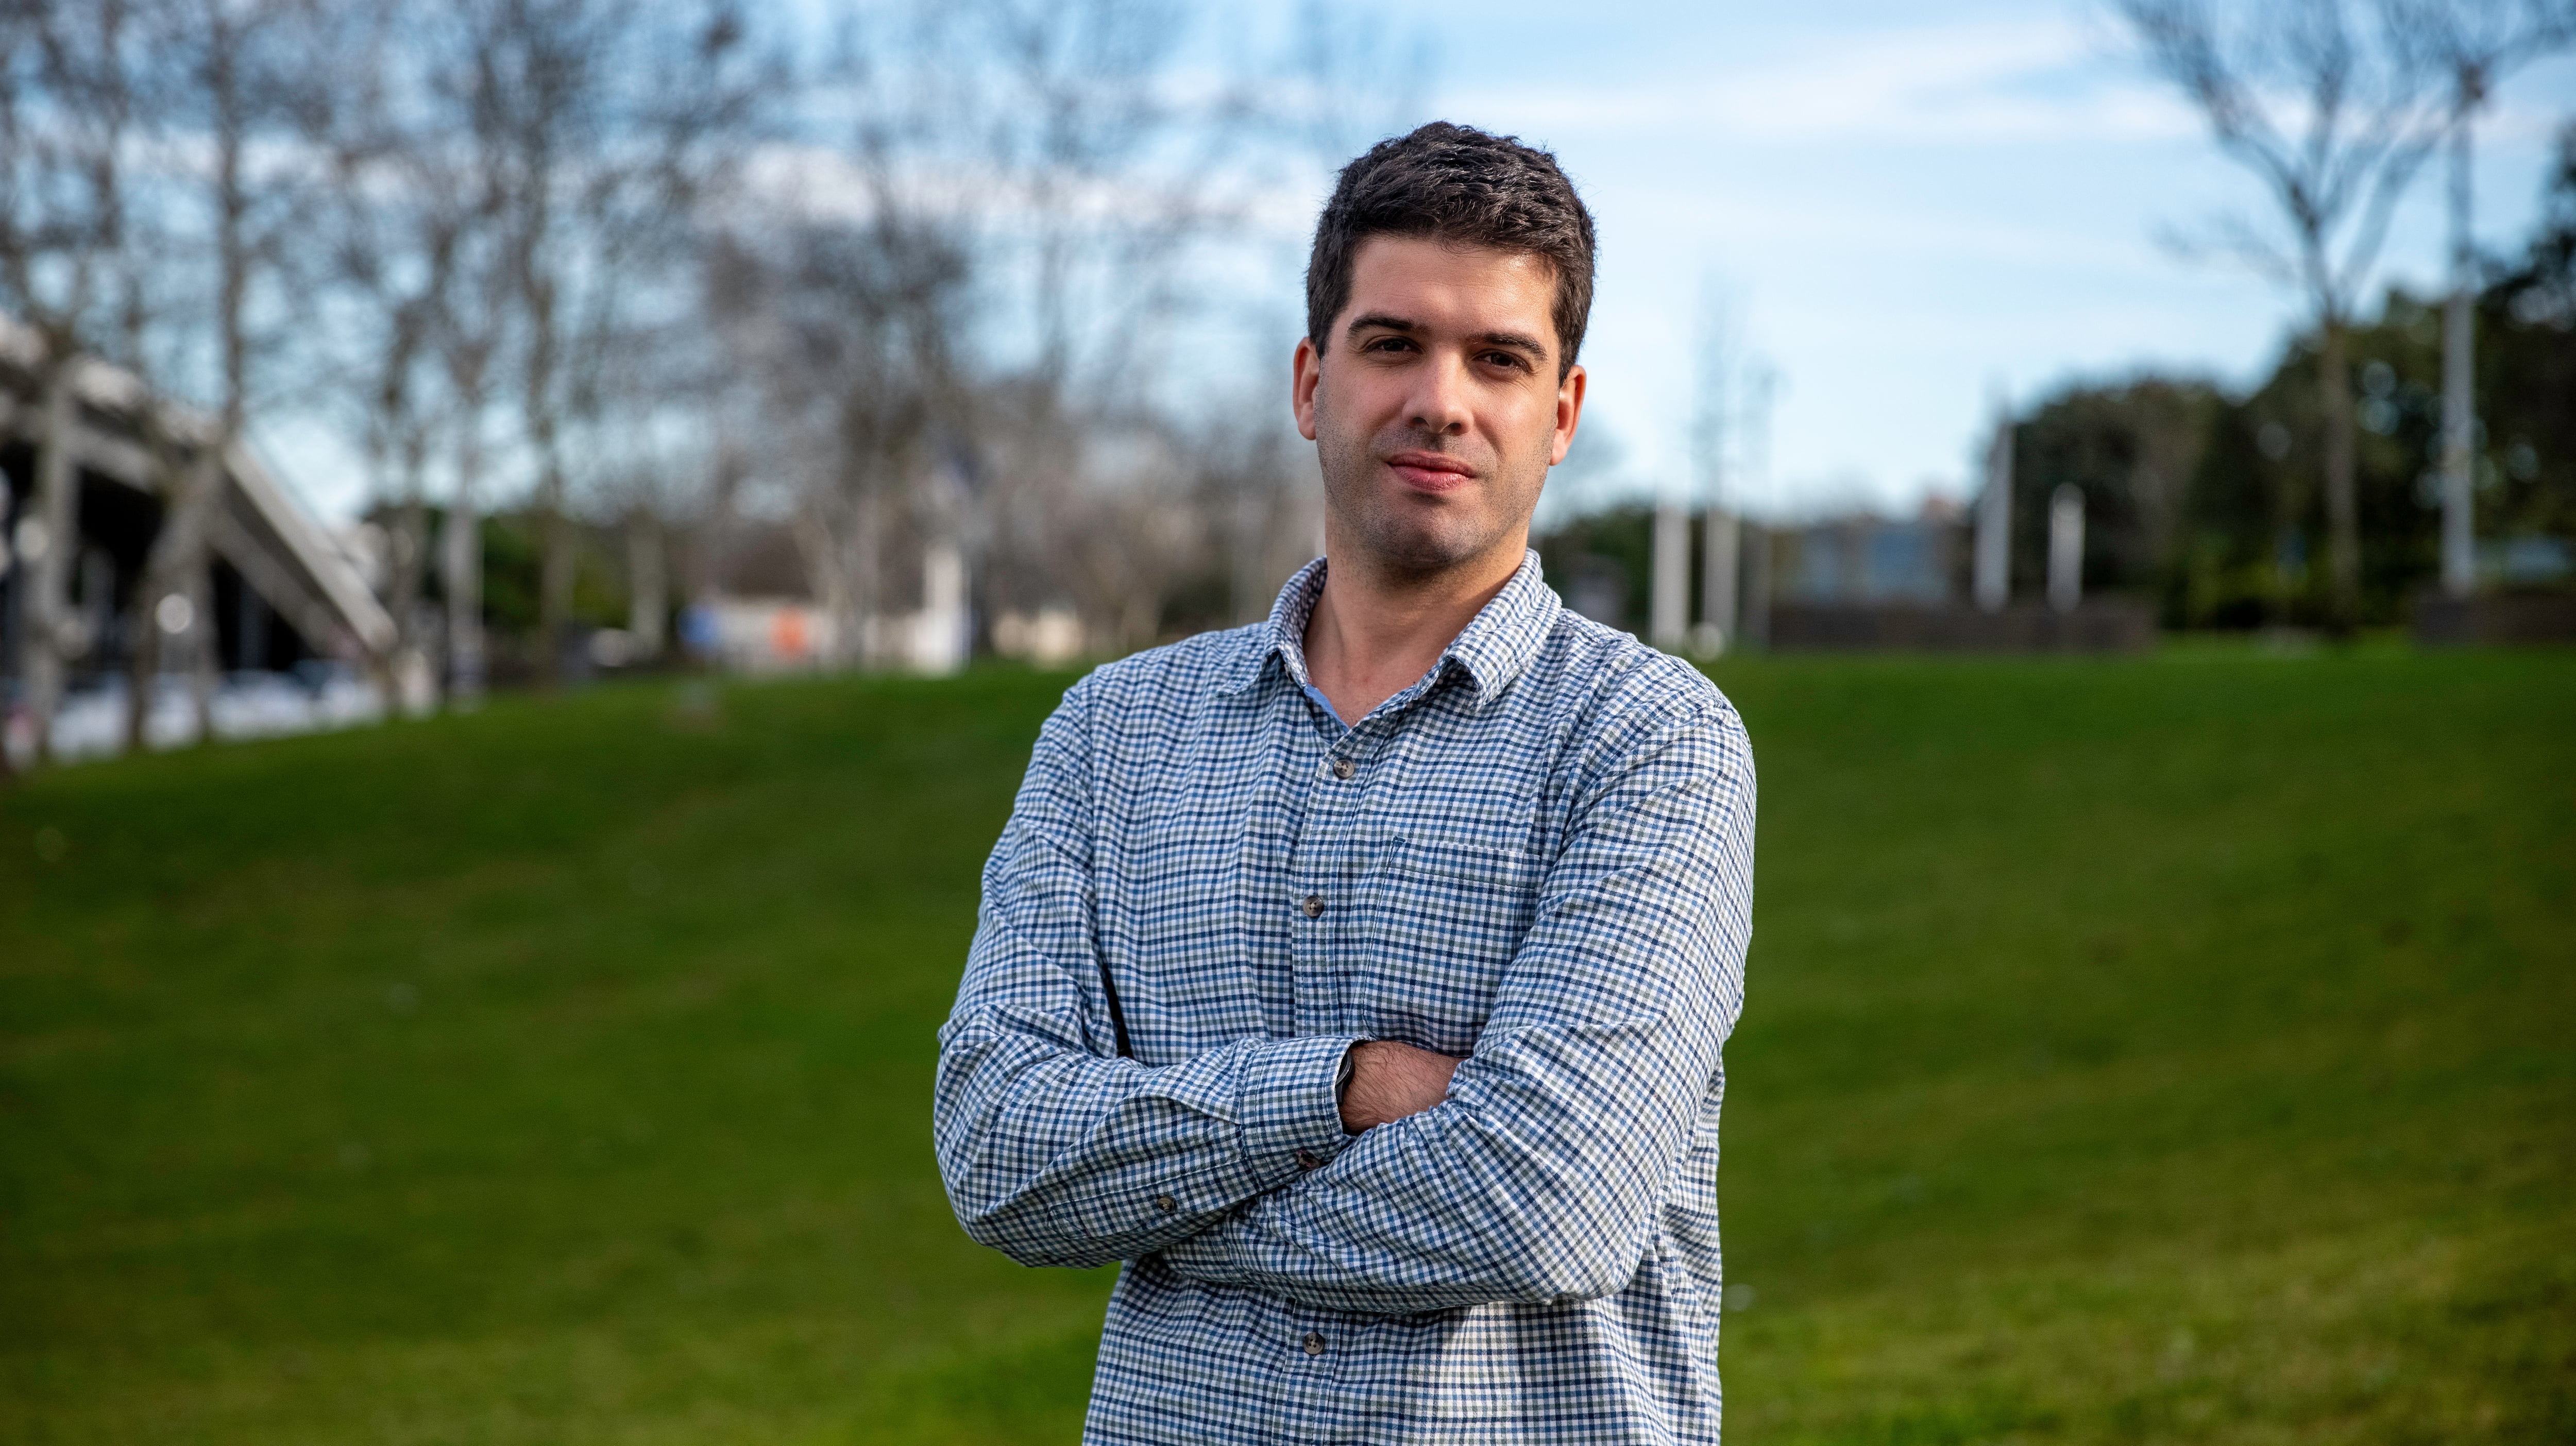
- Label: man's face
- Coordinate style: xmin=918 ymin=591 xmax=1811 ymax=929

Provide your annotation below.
xmin=1295 ymin=236 xmax=1585 ymax=577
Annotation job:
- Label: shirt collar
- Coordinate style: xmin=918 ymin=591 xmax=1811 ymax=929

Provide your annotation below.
xmin=1218 ymin=548 xmax=1561 ymax=710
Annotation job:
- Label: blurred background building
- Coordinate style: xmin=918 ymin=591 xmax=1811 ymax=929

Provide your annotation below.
xmin=0 ymin=319 xmax=394 ymax=761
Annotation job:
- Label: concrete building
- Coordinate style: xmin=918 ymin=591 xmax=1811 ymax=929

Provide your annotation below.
xmin=1 ymin=317 xmax=395 ymax=760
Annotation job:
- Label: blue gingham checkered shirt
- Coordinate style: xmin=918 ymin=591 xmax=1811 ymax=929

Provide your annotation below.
xmin=935 ymin=551 xmax=1756 ymax=1443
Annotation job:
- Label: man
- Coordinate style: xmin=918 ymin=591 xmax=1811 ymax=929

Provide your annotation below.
xmin=934 ymin=122 xmax=1755 ymax=1444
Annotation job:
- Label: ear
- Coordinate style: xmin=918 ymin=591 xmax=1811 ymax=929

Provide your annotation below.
xmin=1549 ymin=363 xmax=1587 ymax=467
xmin=1293 ymin=335 xmax=1322 ymax=442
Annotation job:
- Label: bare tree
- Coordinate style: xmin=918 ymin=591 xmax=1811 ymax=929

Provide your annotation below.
xmin=332 ymin=0 xmax=522 ymax=706
xmin=466 ymin=0 xmax=763 ymax=685
xmin=1275 ymin=0 xmax=1432 ymax=175
xmin=2381 ymin=0 xmax=2576 ymax=597
xmin=1 ymin=0 xmax=1451 ymax=748
xmin=0 ymin=0 xmax=138 ymax=764
xmin=643 ymin=0 xmax=1412 ymax=667
xmin=964 ymin=0 xmax=1404 ymax=650
xmin=1038 ymin=417 xmax=1213 ymax=652
xmin=477 ymin=0 xmax=607 ymax=685
xmin=315 ymin=0 xmax=480 ymax=710
xmin=953 ymin=0 xmax=1208 ymax=650
xmin=563 ymin=218 xmax=748 ymax=664
xmin=691 ymin=0 xmax=1417 ymax=663
xmin=2113 ymin=0 xmax=2448 ymax=630
xmin=709 ymin=197 xmax=970 ymax=665
xmin=114 ymin=0 xmax=343 ymax=752
xmin=438 ymin=248 xmax=513 ymax=703
xmin=1200 ymin=399 xmax=1316 ymax=627
xmin=966 ymin=0 xmax=1201 ymax=388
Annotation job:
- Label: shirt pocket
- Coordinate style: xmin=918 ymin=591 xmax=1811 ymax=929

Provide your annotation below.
xmin=1352 ymin=830 xmax=1544 ymax=1054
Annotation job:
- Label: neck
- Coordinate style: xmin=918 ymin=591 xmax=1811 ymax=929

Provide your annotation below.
xmin=1303 ymin=526 xmax=1527 ymax=724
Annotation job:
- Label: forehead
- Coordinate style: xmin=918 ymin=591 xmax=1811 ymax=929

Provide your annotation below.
xmin=1343 ymin=235 xmax=1556 ymax=334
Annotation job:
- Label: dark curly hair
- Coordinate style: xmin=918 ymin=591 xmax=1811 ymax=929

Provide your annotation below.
xmin=1304 ymin=122 xmax=1597 ymax=380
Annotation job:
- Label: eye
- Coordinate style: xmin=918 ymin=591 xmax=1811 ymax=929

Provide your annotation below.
xmin=1480 ymin=349 xmax=1532 ymax=372
xmin=1362 ymin=335 xmax=1415 ymax=354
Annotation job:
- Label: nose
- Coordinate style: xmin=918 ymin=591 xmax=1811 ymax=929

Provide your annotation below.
xmin=1407 ymin=352 xmax=1473 ymax=437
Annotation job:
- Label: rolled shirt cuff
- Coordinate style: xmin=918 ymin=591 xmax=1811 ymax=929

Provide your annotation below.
xmin=1234 ymin=1034 xmax=1359 ymax=1180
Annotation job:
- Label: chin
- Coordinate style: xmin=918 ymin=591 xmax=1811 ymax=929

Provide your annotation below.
xmin=1362 ymin=514 xmax=1496 ymax=574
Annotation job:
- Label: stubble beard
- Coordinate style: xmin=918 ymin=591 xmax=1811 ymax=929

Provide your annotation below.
xmin=1315 ymin=398 xmax=1551 ymax=581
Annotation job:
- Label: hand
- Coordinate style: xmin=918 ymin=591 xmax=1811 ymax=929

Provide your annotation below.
xmin=1338 ymin=1040 xmax=1463 ymax=1134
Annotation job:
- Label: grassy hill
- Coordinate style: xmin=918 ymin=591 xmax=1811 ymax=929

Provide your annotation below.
xmin=3 ymin=648 xmax=2569 ymax=1444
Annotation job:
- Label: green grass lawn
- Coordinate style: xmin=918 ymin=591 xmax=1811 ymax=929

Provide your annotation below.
xmin=3 ymin=648 xmax=2570 ymax=1444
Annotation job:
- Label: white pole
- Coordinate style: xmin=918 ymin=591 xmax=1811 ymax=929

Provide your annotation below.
xmin=1975 ymin=408 xmax=2013 ymax=613
xmin=443 ymin=422 xmax=485 ymax=707
xmin=1736 ymin=363 xmax=1777 ymax=650
xmin=2440 ymin=90 xmax=2480 ymax=599
xmin=1689 ymin=291 xmax=1733 ymax=656
xmin=1651 ymin=498 xmax=1689 ymax=649
xmin=2047 ymin=484 xmax=2084 ymax=615
xmin=1699 ymin=509 xmax=1738 ymax=654
xmin=920 ymin=538 xmax=969 ymax=675
xmin=1746 ymin=367 xmax=1776 ymax=521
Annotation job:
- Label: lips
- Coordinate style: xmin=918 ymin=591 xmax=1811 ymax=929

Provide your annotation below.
xmin=1385 ymin=451 xmax=1475 ymax=494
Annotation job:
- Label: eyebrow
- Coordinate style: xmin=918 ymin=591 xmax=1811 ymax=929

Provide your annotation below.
xmin=1345 ymin=312 xmax=1551 ymax=363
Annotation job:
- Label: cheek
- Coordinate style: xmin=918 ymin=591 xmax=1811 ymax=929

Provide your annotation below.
xmin=1328 ymin=369 xmax=1400 ymax=431
xmin=1310 ymin=389 xmax=1355 ymax=464
xmin=1309 ymin=388 xmax=1376 ymax=493
xmin=1504 ymin=396 xmax=1563 ymax=470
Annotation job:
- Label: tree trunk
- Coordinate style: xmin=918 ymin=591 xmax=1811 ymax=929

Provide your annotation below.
xmin=389 ymin=490 xmax=432 ymax=710
xmin=519 ymin=226 xmax=566 ymax=685
xmin=2316 ymin=318 xmax=2362 ymax=635
xmin=625 ymin=509 xmax=666 ymax=659
xmin=185 ymin=553 xmax=216 ymax=742
xmin=444 ymin=426 xmax=486 ymax=706
xmin=23 ymin=361 xmax=80 ymax=765
xmin=792 ymin=503 xmax=849 ymax=667
xmin=851 ymin=488 xmax=880 ymax=668
xmin=539 ymin=490 xmax=573 ymax=684
xmin=1118 ymin=588 xmax=1155 ymax=656
xmin=124 ymin=443 xmax=228 ymax=754
xmin=1230 ymin=466 xmax=1265 ymax=626
xmin=2439 ymin=104 xmax=2478 ymax=598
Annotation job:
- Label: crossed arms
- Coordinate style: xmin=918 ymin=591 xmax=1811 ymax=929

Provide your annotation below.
xmin=930 ymin=681 xmax=1755 ymax=1317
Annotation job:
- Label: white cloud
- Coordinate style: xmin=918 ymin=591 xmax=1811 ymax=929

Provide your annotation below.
xmin=1446 ymin=15 xmax=2204 ymax=147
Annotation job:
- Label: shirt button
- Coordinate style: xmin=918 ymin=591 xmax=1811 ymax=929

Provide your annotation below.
xmin=1331 ymin=758 xmax=1355 ymax=780
xmin=1154 ymin=1194 xmax=1176 ymax=1212
xmin=1300 ymin=894 xmax=1325 ymax=918
xmin=1296 ymin=1148 xmax=1323 ymax=1170
xmin=1302 ymin=1330 xmax=1327 ymax=1355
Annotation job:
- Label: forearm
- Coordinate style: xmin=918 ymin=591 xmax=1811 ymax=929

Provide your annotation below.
xmin=935 ymin=1003 xmax=1357 ymax=1268
xmin=935 ymin=679 xmax=1363 ymax=1269
xmin=1158 ymin=1017 xmax=1707 ymax=1314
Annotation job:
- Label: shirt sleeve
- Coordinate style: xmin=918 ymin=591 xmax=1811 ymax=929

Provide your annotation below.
xmin=1156 ymin=702 xmax=1754 ymax=1316
xmin=931 ymin=676 xmax=1360 ymax=1271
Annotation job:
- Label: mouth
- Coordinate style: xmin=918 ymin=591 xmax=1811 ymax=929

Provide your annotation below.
xmin=1383 ymin=450 xmax=1476 ymax=495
